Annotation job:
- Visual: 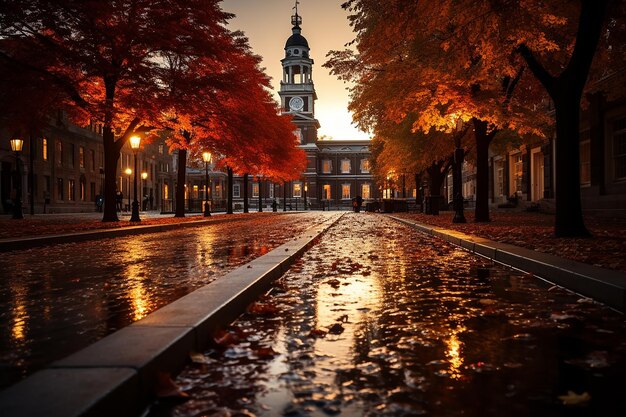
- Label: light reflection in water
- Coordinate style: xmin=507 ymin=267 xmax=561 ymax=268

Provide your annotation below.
xmin=9 ymin=283 xmax=28 ymax=344
xmin=123 ymin=240 xmax=151 ymax=321
xmin=445 ymin=325 xmax=466 ymax=379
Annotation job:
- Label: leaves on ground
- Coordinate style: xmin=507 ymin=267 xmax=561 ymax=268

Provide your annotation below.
xmin=558 ymin=391 xmax=591 ymax=406
xmin=154 ymin=372 xmax=189 ymax=400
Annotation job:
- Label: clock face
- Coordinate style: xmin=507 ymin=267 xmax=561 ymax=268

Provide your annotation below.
xmin=289 ymin=96 xmax=304 ymax=111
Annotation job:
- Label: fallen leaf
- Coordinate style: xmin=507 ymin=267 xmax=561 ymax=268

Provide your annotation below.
xmin=154 ymin=372 xmax=189 ymax=400
xmin=327 ymin=279 xmax=341 ymax=288
xmin=558 ymin=390 xmax=591 ymax=406
xmin=254 ymin=346 xmax=277 ymax=358
xmin=247 ymin=302 xmax=279 ymax=316
xmin=309 ymin=328 xmax=327 ymax=338
xmin=213 ymin=330 xmax=239 ymax=347
xmin=189 ymin=351 xmax=208 ymax=364
xmin=328 ymin=323 xmax=344 ymax=335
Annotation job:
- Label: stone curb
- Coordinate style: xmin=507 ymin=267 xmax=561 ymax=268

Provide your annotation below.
xmin=0 ymin=213 xmax=344 ymax=417
xmin=0 ymin=212 xmax=294 ymax=253
xmin=389 ymin=215 xmax=626 ymax=313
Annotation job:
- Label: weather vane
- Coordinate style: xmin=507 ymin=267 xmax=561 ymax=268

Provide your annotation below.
xmin=292 ymin=0 xmax=302 ymax=27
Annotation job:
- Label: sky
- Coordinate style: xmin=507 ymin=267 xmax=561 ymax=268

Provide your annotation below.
xmin=221 ymin=0 xmax=371 ymax=140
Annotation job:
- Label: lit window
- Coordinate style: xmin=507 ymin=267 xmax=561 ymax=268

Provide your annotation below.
xmin=79 ymin=146 xmax=85 ymax=168
xmin=233 ymin=183 xmax=241 ymax=198
xmin=80 ymin=177 xmax=86 ymax=201
xmin=360 ymin=159 xmax=370 ymax=173
xmin=193 ymin=185 xmax=199 ymax=199
xmin=159 ymin=144 xmax=164 ymax=154
xmin=340 ymin=159 xmax=351 ymax=174
xmin=68 ymin=179 xmax=75 ymax=201
xmin=361 ymin=184 xmax=370 ymax=199
xmin=164 ymin=184 xmax=169 ymax=199
xmin=322 ymin=160 xmax=332 ymax=174
xmin=56 ymin=141 xmax=62 ymax=166
xmin=323 ymin=184 xmax=331 ymax=199
xmin=293 ymin=182 xmax=302 ymax=198
xmin=42 ymin=138 xmax=48 ymax=161
xmin=252 ymin=183 xmax=259 ymax=197
xmin=342 ymin=184 xmax=351 ymax=199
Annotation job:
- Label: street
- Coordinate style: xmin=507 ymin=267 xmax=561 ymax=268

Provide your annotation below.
xmin=150 ymin=213 xmax=626 ymax=417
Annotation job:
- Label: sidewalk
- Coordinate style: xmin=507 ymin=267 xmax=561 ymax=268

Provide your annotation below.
xmin=0 ymin=211 xmax=215 ymax=240
xmin=392 ymin=209 xmax=626 ymax=273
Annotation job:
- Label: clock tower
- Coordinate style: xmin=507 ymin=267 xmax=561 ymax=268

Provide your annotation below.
xmin=278 ymin=3 xmax=320 ymax=145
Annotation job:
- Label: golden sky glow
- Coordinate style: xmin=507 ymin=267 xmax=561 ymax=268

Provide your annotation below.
xmin=223 ymin=0 xmax=371 ymax=141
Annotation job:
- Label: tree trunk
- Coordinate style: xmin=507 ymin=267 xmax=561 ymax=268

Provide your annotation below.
xmin=243 ymin=173 xmax=249 ymax=213
xmin=426 ymin=159 xmax=449 ymax=216
xmin=554 ymin=96 xmax=589 ymax=236
xmin=258 ymin=177 xmax=263 ymax=212
xmin=174 ymin=149 xmax=187 ymax=217
xmin=473 ymin=119 xmax=496 ymax=222
xmin=101 ymin=126 xmax=120 ymax=222
xmin=517 ymin=0 xmax=607 ymax=236
xmin=227 ymin=167 xmax=233 ymax=214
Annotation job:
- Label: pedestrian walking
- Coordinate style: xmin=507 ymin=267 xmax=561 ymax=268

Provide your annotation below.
xmin=115 ymin=190 xmax=123 ymax=212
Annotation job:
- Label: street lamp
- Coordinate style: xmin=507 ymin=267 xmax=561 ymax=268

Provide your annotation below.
xmin=202 ymin=151 xmax=212 ymax=216
xmin=304 ymin=182 xmax=308 ymax=210
xmin=141 ymin=172 xmax=148 ymax=211
xmin=452 ymin=119 xmax=467 ymax=223
xmin=125 ymin=168 xmax=132 ymax=211
xmin=129 ymin=135 xmax=141 ymax=222
xmin=10 ymin=137 xmax=24 ymax=219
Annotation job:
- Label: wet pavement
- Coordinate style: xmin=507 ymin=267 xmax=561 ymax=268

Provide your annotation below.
xmin=0 ymin=212 xmax=331 ymax=389
xmin=150 ymin=213 xmax=626 ymax=417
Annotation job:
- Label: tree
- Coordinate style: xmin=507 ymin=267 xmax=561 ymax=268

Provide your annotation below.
xmin=0 ymin=0 xmax=243 ymax=222
xmin=516 ymin=0 xmax=613 ymax=236
xmin=328 ymin=0 xmax=624 ymax=236
xmin=326 ymin=0 xmax=550 ymax=224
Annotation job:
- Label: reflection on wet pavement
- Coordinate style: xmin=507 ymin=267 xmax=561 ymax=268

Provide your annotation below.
xmin=0 ymin=213 xmax=329 ymax=388
xmin=154 ymin=213 xmax=626 ymax=417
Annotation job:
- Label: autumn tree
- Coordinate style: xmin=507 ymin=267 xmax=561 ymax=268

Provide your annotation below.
xmin=328 ymin=0 xmax=624 ymax=236
xmin=0 ymin=0 xmax=246 ymax=222
xmin=327 ymin=0 xmax=551 ymax=225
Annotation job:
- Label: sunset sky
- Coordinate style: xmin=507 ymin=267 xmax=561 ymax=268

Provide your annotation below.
xmin=222 ymin=0 xmax=371 ymax=140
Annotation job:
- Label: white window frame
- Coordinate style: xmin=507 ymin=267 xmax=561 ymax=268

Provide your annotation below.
xmin=322 ymin=159 xmax=332 ymax=174
xmin=252 ymin=183 xmax=259 ymax=198
xmin=361 ymin=183 xmax=371 ymax=199
xmin=342 ymin=183 xmax=351 ymax=199
xmin=293 ymin=182 xmax=302 ymax=198
xmin=360 ymin=159 xmax=370 ymax=173
xmin=233 ymin=183 xmax=241 ymax=198
xmin=340 ymin=159 xmax=351 ymax=174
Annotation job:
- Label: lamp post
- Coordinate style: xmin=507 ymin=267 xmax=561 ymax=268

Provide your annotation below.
xmin=10 ymin=138 xmax=24 ymax=219
xmin=141 ymin=172 xmax=148 ymax=211
xmin=202 ymin=151 xmax=212 ymax=216
xmin=452 ymin=119 xmax=467 ymax=223
xmin=129 ymin=135 xmax=141 ymax=222
xmin=125 ymin=168 xmax=132 ymax=211
xmin=304 ymin=182 xmax=308 ymax=210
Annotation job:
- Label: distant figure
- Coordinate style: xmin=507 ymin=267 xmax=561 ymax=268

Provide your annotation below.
xmin=143 ymin=194 xmax=149 ymax=211
xmin=115 ymin=190 xmax=123 ymax=212
xmin=95 ymin=195 xmax=104 ymax=212
xmin=149 ymin=191 xmax=154 ymax=211
xmin=356 ymin=195 xmax=363 ymax=213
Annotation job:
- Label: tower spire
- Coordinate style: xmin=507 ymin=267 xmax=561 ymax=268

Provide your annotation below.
xmin=291 ymin=0 xmax=302 ymax=28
